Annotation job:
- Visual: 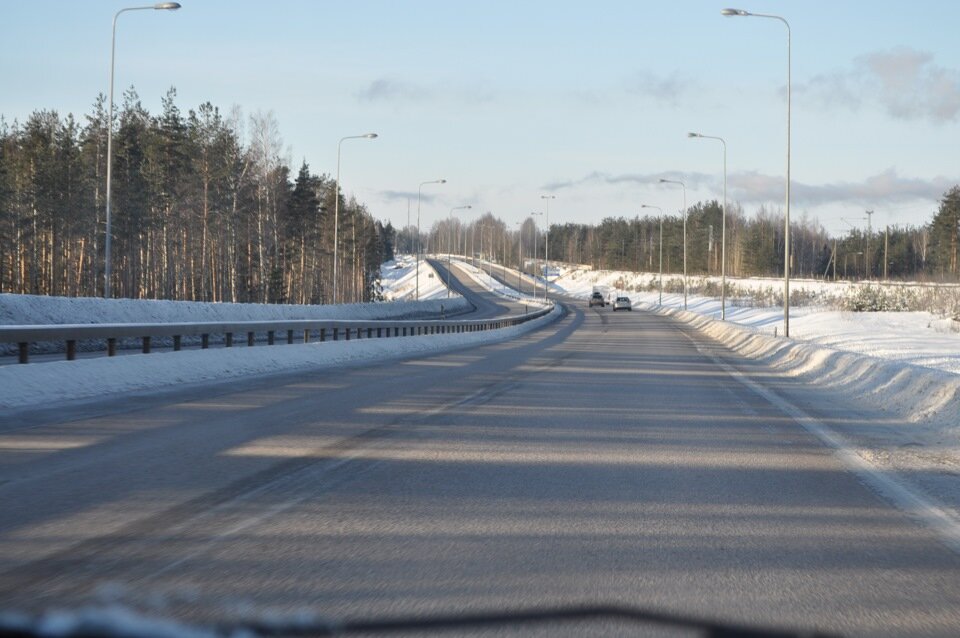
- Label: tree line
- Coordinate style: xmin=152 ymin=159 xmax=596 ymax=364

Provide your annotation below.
xmin=417 ymin=189 xmax=960 ymax=283
xmin=0 ymin=87 xmax=394 ymax=303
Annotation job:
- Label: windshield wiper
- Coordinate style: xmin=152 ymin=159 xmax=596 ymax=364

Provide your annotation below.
xmin=1 ymin=604 xmax=840 ymax=637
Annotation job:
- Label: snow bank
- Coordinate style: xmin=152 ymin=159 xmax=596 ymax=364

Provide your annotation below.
xmin=0 ymin=258 xmax=466 ymax=356
xmin=0 ymin=305 xmax=562 ymax=410
xmin=0 ymin=291 xmax=464 ymax=327
xmin=647 ymin=302 xmax=960 ymax=445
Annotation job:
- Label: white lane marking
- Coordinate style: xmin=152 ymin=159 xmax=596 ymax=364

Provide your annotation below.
xmin=686 ymin=332 xmax=960 ymax=556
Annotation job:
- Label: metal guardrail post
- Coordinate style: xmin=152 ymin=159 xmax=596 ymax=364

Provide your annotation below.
xmin=173 ymin=335 xmax=182 ymax=351
xmin=268 ymin=331 xmax=275 ymax=346
xmin=226 ymin=333 xmax=233 ymax=347
xmin=142 ymin=336 xmax=151 ymax=354
xmin=247 ymin=332 xmax=255 ymax=347
xmin=108 ymin=338 xmax=117 ymax=356
xmin=201 ymin=334 xmax=209 ymax=349
xmin=18 ymin=343 xmax=28 ymax=364
xmin=66 ymin=340 xmax=76 ymax=360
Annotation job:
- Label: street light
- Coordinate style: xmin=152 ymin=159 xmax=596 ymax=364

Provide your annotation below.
xmin=531 ymin=212 xmax=543 ymax=301
xmin=514 ymin=221 xmax=524 ymax=296
xmin=722 ymin=7 xmax=791 ymax=336
xmin=447 ymin=205 xmax=472 ymax=297
xmin=333 ymin=133 xmax=377 ymax=304
xmin=104 ymin=2 xmax=181 ymax=298
xmin=540 ymin=195 xmax=555 ymax=301
xmin=641 ymin=204 xmax=664 ymax=306
xmin=688 ymin=131 xmax=727 ymax=320
xmin=415 ymin=179 xmax=446 ymax=301
xmin=659 ymin=178 xmax=687 ymax=310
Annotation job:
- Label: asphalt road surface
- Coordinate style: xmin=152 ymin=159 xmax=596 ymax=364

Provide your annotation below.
xmin=2 ymin=266 xmax=960 ymax=636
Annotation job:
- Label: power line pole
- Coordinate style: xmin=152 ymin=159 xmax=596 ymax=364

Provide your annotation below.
xmin=865 ymin=209 xmax=874 ymax=279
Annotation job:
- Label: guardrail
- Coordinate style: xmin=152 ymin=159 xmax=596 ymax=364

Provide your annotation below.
xmin=0 ymin=306 xmax=554 ymax=364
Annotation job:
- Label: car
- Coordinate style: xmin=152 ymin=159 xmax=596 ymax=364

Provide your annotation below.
xmin=588 ymin=292 xmax=605 ymax=308
xmin=612 ymin=296 xmax=632 ymax=311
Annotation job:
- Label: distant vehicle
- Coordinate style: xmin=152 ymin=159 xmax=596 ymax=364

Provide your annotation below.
xmin=589 ymin=292 xmax=605 ymax=308
xmin=612 ymin=296 xmax=632 ymax=311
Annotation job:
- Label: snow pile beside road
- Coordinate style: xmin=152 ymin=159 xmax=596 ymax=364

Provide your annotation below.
xmin=0 ymin=305 xmax=561 ymax=410
xmin=647 ymin=302 xmax=960 ymax=444
xmin=0 ymin=290 xmax=466 ymax=326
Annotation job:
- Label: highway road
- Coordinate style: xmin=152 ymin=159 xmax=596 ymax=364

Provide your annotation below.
xmin=2 ymin=265 xmax=960 ymax=636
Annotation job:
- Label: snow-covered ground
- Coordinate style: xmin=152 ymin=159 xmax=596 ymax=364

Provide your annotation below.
xmin=551 ymin=266 xmax=960 ymax=376
xmin=379 ymin=255 xmax=453 ymax=301
xmin=1 ymin=260 xmax=461 ymax=327
xmin=0 ymin=307 xmax=560 ymax=410
xmin=0 ymin=257 xmax=563 ymax=409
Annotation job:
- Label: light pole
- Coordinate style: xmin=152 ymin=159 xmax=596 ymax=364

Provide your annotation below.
xmin=333 ymin=133 xmax=377 ymax=304
xmin=688 ymin=132 xmax=727 ymax=320
xmin=104 ymin=2 xmax=181 ymax=298
xmin=515 ymin=221 xmax=524 ymax=296
xmin=415 ymin=179 xmax=446 ymax=300
xmin=722 ymin=7 xmax=791 ymax=336
xmin=531 ymin=212 xmax=544 ymax=300
xmin=447 ymin=205 xmax=472 ymax=297
xmin=540 ymin=195 xmax=555 ymax=300
xmin=641 ymin=204 xmax=663 ymax=306
xmin=659 ymin=178 xmax=687 ymax=310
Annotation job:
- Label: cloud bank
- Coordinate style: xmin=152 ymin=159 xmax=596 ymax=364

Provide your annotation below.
xmin=543 ymin=168 xmax=956 ymax=207
xmin=798 ymin=47 xmax=960 ymax=124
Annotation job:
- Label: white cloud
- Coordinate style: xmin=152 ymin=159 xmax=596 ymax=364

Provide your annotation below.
xmin=798 ymin=47 xmax=960 ymax=124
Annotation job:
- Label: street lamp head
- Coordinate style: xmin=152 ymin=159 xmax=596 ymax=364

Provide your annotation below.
xmin=364 ymin=133 xmax=378 ymax=139
xmin=439 ymin=179 xmax=447 ymax=184
xmin=658 ymin=178 xmax=670 ymax=183
xmin=154 ymin=2 xmax=181 ymax=10
xmin=721 ymin=8 xmax=749 ymax=16
xmin=687 ymin=132 xmax=701 ymax=138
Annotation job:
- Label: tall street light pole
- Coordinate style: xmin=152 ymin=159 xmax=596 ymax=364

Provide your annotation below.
xmin=722 ymin=7 xmax=791 ymax=336
xmin=540 ymin=195 xmax=555 ymax=300
xmin=659 ymin=178 xmax=687 ymax=310
xmin=688 ymin=132 xmax=728 ymax=320
xmin=104 ymin=2 xmax=181 ymax=299
xmin=415 ymin=179 xmax=446 ymax=301
xmin=641 ymin=204 xmax=663 ymax=306
xmin=333 ymin=133 xmax=377 ymax=304
xmin=531 ymin=212 xmax=543 ymax=301
xmin=447 ymin=205 xmax=472 ymax=297
xmin=515 ymin=221 xmax=524 ymax=296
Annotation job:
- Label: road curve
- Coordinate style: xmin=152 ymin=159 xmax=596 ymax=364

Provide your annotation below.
xmin=1 ymin=267 xmax=960 ymax=636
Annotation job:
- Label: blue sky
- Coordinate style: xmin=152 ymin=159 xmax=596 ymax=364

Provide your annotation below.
xmin=4 ymin=0 xmax=959 ymax=235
